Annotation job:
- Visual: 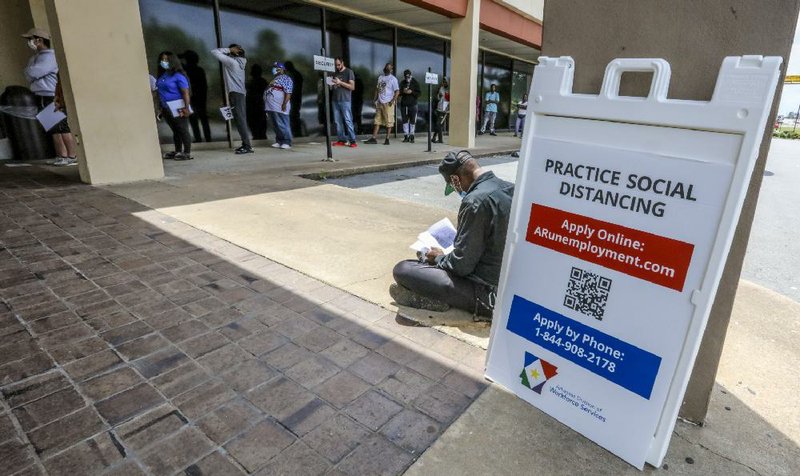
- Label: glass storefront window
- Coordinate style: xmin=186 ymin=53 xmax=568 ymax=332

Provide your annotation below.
xmin=219 ymin=1 xmax=322 ymax=137
xmin=396 ymin=30 xmax=445 ymax=132
xmin=482 ymin=52 xmax=513 ymax=130
xmin=139 ymin=0 xmax=226 ymax=143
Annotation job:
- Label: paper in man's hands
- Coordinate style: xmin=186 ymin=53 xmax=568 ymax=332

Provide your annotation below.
xmin=410 ymin=218 xmax=456 ymax=255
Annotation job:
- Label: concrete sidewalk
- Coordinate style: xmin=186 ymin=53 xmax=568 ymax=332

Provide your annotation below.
xmin=6 ymin=134 xmax=798 ymax=474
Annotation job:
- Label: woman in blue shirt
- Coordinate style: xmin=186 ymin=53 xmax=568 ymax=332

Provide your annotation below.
xmin=156 ymin=51 xmax=193 ymax=160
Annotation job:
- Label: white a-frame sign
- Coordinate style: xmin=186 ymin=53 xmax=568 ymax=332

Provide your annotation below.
xmin=485 ymin=56 xmax=782 ymax=468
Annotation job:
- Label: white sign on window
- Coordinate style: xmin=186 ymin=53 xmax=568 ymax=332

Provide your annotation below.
xmin=313 ymin=55 xmax=335 ymax=72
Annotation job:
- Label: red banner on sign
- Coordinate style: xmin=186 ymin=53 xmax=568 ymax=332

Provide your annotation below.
xmin=526 ymin=204 xmax=694 ymax=291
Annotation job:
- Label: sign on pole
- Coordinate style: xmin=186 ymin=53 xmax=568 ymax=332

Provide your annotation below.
xmin=313 ymin=55 xmax=335 ymax=72
xmin=486 ymin=56 xmax=781 ymax=469
xmin=425 ymin=71 xmax=439 ymax=85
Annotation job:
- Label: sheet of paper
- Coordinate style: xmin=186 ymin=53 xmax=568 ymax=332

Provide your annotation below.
xmin=166 ymin=99 xmax=193 ymax=118
xmin=409 ymin=218 xmax=457 ymax=254
xmin=35 ymin=103 xmax=66 ymax=132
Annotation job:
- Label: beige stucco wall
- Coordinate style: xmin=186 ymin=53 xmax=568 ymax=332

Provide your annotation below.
xmin=450 ymin=0 xmax=481 ymax=148
xmin=28 ymin=0 xmax=49 ymax=29
xmin=0 ymin=1 xmax=35 ymax=92
xmin=45 ymin=0 xmax=163 ymax=184
xmin=493 ymin=0 xmax=544 ymax=23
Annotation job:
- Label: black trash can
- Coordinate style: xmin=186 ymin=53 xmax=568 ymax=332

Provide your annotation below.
xmin=0 ymin=86 xmax=53 ymax=161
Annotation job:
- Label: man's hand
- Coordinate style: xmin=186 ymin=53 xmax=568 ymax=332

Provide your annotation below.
xmin=425 ymin=247 xmax=444 ymax=264
xmin=179 ymin=107 xmax=192 ymax=117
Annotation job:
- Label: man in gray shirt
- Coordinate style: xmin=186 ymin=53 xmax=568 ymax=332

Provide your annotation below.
xmin=211 ymin=44 xmax=253 ymax=154
xmin=391 ymin=150 xmax=514 ymax=319
xmin=330 ymin=57 xmax=357 ymax=148
xmin=22 ymin=28 xmax=78 ymax=166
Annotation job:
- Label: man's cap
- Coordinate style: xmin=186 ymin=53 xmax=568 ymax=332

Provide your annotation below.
xmin=22 ymin=28 xmax=50 ymax=40
xmin=439 ymin=150 xmax=473 ymax=196
xmin=273 ymin=61 xmax=285 ymax=70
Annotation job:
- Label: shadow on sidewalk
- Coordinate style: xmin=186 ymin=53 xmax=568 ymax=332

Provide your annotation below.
xmin=0 ymin=166 xmax=487 ymax=475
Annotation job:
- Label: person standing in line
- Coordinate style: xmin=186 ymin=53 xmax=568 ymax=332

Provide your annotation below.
xmin=179 ymin=50 xmax=211 ymax=143
xmin=264 ymin=62 xmax=294 ymax=150
xmin=398 ymin=69 xmax=421 ymax=143
xmin=156 ymin=51 xmax=193 ymax=160
xmin=514 ymin=93 xmax=528 ymax=138
xmin=22 ymin=28 xmax=78 ymax=166
xmin=246 ymin=64 xmax=268 ymax=140
xmin=330 ymin=57 xmax=357 ymax=148
xmin=364 ymin=63 xmax=399 ymax=145
xmin=432 ymin=77 xmax=449 ymax=143
xmin=211 ymin=44 xmax=253 ymax=154
xmin=479 ymin=84 xmax=500 ymax=136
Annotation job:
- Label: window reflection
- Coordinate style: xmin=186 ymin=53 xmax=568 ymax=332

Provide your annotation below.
xmin=139 ymin=0 xmax=225 ymax=142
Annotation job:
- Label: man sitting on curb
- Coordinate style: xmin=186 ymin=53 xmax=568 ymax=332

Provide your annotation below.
xmin=391 ymin=150 xmax=514 ymax=320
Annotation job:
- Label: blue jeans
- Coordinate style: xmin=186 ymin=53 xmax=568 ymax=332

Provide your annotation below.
xmin=332 ymin=101 xmax=356 ymax=142
xmin=268 ymin=111 xmax=292 ymax=145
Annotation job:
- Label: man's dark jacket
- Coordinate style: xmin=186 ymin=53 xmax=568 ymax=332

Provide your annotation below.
xmin=436 ymin=171 xmax=514 ymax=288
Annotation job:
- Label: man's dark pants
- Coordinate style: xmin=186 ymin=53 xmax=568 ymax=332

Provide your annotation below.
xmin=393 ymin=260 xmax=492 ymax=316
xmin=229 ymin=91 xmax=252 ymax=148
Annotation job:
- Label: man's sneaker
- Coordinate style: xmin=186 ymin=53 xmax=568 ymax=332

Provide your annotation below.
xmin=333 ymin=140 xmax=347 ymax=147
xmin=364 ymin=137 xmax=378 ymax=144
xmin=348 ymin=141 xmax=358 ymax=148
xmin=321 ymin=157 xmax=336 ymax=162
xmin=271 ymin=143 xmax=281 ymax=148
xmin=409 ymin=135 xmax=415 ymax=143
xmin=163 ymin=151 xmax=177 ymax=160
xmin=383 ymin=138 xmax=390 ymax=145
xmin=52 ymin=157 xmax=71 ymax=166
xmin=389 ymin=283 xmax=450 ymax=312
xmin=402 ymin=135 xmax=409 ymax=143
xmin=64 ymin=157 xmax=78 ymax=166
xmin=280 ymin=144 xmax=291 ymax=150
xmin=235 ymin=146 xmax=254 ymax=155
xmin=490 ymin=132 xmax=497 ymax=136
xmin=477 ymin=131 xmax=484 ymax=135
xmin=174 ymin=152 xmax=194 ymax=161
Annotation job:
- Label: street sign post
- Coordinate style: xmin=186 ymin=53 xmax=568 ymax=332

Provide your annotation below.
xmin=486 ymin=56 xmax=781 ymax=469
xmin=315 ymin=51 xmax=335 ymax=161
xmin=427 ymin=68 xmax=434 ymax=152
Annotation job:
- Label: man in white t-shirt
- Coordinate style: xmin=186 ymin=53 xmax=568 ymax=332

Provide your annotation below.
xmin=364 ymin=63 xmax=399 ymax=145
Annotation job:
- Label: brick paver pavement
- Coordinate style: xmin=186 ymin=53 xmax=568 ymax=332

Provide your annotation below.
xmin=0 ymin=168 xmax=487 ymax=475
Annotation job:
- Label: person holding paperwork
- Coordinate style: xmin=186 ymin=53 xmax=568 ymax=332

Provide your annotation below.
xmin=156 ymin=51 xmax=193 ymax=160
xmin=391 ymin=150 xmax=514 ymax=319
xmin=22 ymin=28 xmax=78 ymax=167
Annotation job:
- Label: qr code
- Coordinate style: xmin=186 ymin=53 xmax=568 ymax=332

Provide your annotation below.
xmin=564 ymin=267 xmax=612 ymax=320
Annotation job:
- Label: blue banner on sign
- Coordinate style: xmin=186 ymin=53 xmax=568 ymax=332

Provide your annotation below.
xmin=506 ymin=295 xmax=662 ymax=399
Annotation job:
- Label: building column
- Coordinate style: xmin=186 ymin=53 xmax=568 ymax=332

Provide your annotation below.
xmin=44 ymin=0 xmax=163 ymax=184
xmin=449 ymin=0 xmax=481 ymax=148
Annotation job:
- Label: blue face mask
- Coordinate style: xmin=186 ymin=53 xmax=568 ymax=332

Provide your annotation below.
xmin=271 ymin=67 xmax=278 ymax=75
xmin=160 ymin=60 xmax=169 ymax=70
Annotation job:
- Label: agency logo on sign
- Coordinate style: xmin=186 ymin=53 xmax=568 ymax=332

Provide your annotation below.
xmin=520 ymin=351 xmax=558 ymax=394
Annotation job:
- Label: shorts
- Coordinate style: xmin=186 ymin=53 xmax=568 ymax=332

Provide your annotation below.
xmin=36 ymin=95 xmax=71 ymax=134
xmin=375 ymin=101 xmax=395 ymax=127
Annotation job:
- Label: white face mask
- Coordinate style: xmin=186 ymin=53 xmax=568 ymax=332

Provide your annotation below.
xmin=27 ymin=39 xmax=37 ymax=50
